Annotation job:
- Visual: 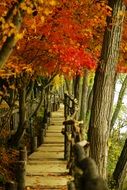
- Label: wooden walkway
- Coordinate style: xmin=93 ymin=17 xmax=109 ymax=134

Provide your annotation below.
xmin=25 ymin=104 xmax=72 ymax=190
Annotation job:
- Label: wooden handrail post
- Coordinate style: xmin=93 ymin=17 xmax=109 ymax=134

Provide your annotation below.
xmin=64 ymin=93 xmax=78 ymax=120
xmin=5 ymin=181 xmax=17 ymax=190
xmin=40 ymin=128 xmax=45 ymax=144
xmin=32 ymin=136 xmax=38 ymax=152
xmin=67 ymin=181 xmax=76 ymax=190
xmin=64 ymin=124 xmax=72 ymax=160
xmin=19 ymin=146 xmax=27 ymax=161
xmin=64 ymin=93 xmax=68 ymax=119
xmin=16 ymin=161 xmax=26 ymax=190
xmin=63 ymin=120 xmax=74 ymax=160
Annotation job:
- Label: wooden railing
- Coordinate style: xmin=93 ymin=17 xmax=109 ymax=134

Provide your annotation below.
xmin=63 ymin=93 xmax=82 ymax=161
xmin=63 ymin=93 xmax=90 ymax=190
xmin=51 ymin=92 xmax=60 ymax=112
xmin=64 ymin=93 xmax=78 ymax=120
xmin=63 ymin=94 xmax=107 ymax=190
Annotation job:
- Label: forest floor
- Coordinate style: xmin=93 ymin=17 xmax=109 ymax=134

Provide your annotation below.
xmin=25 ymin=104 xmax=72 ymax=190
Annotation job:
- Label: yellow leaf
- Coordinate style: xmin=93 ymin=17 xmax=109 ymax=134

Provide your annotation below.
xmin=31 ymin=24 xmax=36 ymax=29
xmin=44 ymin=8 xmax=52 ymax=15
xmin=15 ymin=33 xmax=24 ymax=41
xmin=124 ymin=46 xmax=127 ymax=52
xmin=0 ymin=17 xmax=5 ymax=24
xmin=41 ymin=16 xmax=45 ymax=24
xmin=27 ymin=7 xmax=33 ymax=14
xmin=39 ymin=0 xmax=44 ymax=4
xmin=4 ymin=23 xmax=9 ymax=29
xmin=49 ymin=0 xmax=57 ymax=6
xmin=20 ymin=2 xmax=27 ymax=11
xmin=9 ymin=22 xmax=15 ymax=28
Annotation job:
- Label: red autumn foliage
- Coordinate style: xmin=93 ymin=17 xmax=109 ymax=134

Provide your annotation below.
xmin=11 ymin=0 xmax=111 ymax=77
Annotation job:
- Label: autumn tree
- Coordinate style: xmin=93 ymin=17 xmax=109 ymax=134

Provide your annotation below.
xmin=0 ymin=0 xmax=58 ymax=147
xmin=0 ymin=0 xmax=57 ymax=68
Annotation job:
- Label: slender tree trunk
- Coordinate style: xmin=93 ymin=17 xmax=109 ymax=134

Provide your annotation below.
xmin=78 ymin=76 xmax=83 ymax=118
xmin=73 ymin=74 xmax=80 ymax=100
xmin=79 ymin=69 xmax=89 ymax=123
xmin=88 ymin=0 xmax=125 ymax=178
xmin=0 ymin=0 xmax=24 ymax=68
xmin=26 ymin=79 xmax=35 ymax=99
xmin=111 ymin=74 xmax=127 ymax=130
xmin=31 ymin=89 xmax=44 ymax=118
xmin=112 ymin=139 xmax=127 ymax=190
xmin=86 ymin=86 xmax=93 ymax=125
xmin=64 ymin=78 xmax=72 ymax=95
xmin=8 ymin=87 xmax=26 ymax=147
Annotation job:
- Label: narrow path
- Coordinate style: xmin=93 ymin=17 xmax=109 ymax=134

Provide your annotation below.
xmin=25 ymin=104 xmax=72 ymax=190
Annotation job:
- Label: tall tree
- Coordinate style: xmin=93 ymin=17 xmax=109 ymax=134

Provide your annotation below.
xmin=112 ymin=138 xmax=127 ymax=190
xmin=111 ymin=74 xmax=127 ymax=131
xmin=88 ymin=0 xmax=125 ymax=178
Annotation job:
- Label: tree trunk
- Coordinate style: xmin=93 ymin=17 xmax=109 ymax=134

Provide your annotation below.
xmin=86 ymin=87 xmax=93 ymax=124
xmin=73 ymin=74 xmax=80 ymax=100
xmin=8 ymin=87 xmax=26 ymax=147
xmin=111 ymin=74 xmax=127 ymax=130
xmin=112 ymin=139 xmax=127 ymax=190
xmin=78 ymin=76 xmax=83 ymax=119
xmin=31 ymin=89 xmax=44 ymax=118
xmin=88 ymin=0 xmax=125 ymax=178
xmin=0 ymin=0 xmax=24 ymax=68
xmin=65 ymin=78 xmax=73 ymax=95
xmin=79 ymin=69 xmax=89 ymax=123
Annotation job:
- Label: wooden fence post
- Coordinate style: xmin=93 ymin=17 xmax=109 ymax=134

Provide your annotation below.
xmin=16 ymin=146 xmax=27 ymax=190
xmin=19 ymin=146 xmax=27 ymax=161
xmin=16 ymin=161 xmax=26 ymax=190
xmin=64 ymin=93 xmax=68 ymax=119
xmin=5 ymin=181 xmax=17 ymax=190
xmin=47 ymin=111 xmax=51 ymax=126
xmin=32 ymin=136 xmax=38 ymax=152
xmin=44 ymin=123 xmax=47 ymax=136
xmin=64 ymin=123 xmax=72 ymax=160
xmin=67 ymin=181 xmax=76 ymax=190
xmin=40 ymin=128 xmax=45 ymax=144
